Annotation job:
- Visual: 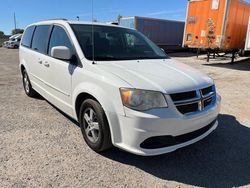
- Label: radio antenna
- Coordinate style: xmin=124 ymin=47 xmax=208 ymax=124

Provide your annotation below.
xmin=91 ymin=0 xmax=95 ymax=64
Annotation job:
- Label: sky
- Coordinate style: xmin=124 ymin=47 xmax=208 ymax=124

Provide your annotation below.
xmin=1 ymin=0 xmax=250 ymax=35
xmin=0 ymin=0 xmax=189 ymax=35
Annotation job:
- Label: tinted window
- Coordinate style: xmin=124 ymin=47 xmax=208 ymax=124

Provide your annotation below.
xmin=21 ymin=26 xmax=35 ymax=48
xmin=48 ymin=26 xmax=72 ymax=56
xmin=71 ymin=24 xmax=168 ymax=61
xmin=31 ymin=25 xmax=50 ymax=54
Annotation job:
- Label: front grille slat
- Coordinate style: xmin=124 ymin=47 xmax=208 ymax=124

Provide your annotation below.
xmin=201 ymin=86 xmax=213 ymax=96
xmin=170 ymin=85 xmax=215 ymax=115
xmin=204 ymin=96 xmax=213 ymax=108
xmin=170 ymin=91 xmax=197 ymax=101
xmin=176 ymin=102 xmax=198 ymax=114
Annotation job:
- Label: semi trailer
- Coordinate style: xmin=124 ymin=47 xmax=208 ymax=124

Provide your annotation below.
xmin=183 ymin=0 xmax=250 ymax=62
xmin=119 ymin=16 xmax=185 ymax=52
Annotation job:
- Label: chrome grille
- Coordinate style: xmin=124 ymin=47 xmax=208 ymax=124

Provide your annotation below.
xmin=170 ymin=85 xmax=216 ymax=115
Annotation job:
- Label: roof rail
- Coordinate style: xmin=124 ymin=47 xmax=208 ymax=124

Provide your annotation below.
xmin=43 ymin=18 xmax=68 ymax=21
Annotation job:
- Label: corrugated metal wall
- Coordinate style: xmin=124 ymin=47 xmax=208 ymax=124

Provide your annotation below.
xmin=136 ymin=17 xmax=185 ymax=47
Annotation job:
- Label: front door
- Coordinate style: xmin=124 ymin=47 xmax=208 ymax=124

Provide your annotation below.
xmin=43 ymin=25 xmax=76 ymax=115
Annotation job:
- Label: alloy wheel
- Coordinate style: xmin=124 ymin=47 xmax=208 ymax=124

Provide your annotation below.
xmin=23 ymin=72 xmax=30 ymax=94
xmin=83 ymin=108 xmax=100 ymax=143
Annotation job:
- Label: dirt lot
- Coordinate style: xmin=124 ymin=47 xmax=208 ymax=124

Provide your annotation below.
xmin=0 ymin=48 xmax=250 ymax=188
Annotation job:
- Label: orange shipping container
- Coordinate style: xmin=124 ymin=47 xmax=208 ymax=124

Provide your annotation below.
xmin=183 ymin=0 xmax=250 ymax=50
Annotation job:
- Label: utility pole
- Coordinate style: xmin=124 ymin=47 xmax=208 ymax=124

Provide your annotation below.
xmin=14 ymin=12 xmax=17 ymax=30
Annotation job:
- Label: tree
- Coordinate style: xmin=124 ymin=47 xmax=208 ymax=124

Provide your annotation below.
xmin=0 ymin=31 xmax=4 ymax=38
xmin=117 ymin=14 xmax=123 ymax=23
xmin=12 ymin=28 xmax=24 ymax=35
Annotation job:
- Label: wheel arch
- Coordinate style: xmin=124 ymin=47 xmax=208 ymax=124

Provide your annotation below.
xmin=75 ymin=92 xmax=98 ymax=121
xmin=20 ymin=64 xmax=25 ymax=74
xmin=19 ymin=57 xmax=29 ymax=75
xmin=72 ymin=82 xmax=124 ymax=144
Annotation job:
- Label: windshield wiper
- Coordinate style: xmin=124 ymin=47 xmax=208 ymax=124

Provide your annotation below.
xmin=131 ymin=57 xmax=168 ymax=60
xmin=94 ymin=56 xmax=122 ymax=61
xmin=88 ymin=56 xmax=169 ymax=61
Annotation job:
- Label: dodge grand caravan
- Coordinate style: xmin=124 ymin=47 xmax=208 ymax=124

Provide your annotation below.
xmin=19 ymin=19 xmax=221 ymax=156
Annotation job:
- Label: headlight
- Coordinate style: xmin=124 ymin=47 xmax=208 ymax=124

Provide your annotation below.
xmin=120 ymin=88 xmax=168 ymax=111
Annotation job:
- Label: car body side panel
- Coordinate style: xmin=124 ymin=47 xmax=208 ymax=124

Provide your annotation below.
xmin=41 ymin=55 xmax=74 ymax=116
xmin=19 ymin=47 xmax=47 ymax=93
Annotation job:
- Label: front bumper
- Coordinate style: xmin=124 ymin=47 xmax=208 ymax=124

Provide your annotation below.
xmin=109 ymin=94 xmax=221 ymax=156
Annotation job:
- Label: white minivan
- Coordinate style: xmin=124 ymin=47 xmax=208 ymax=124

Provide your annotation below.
xmin=19 ymin=19 xmax=221 ymax=156
xmin=7 ymin=34 xmax=22 ymax=49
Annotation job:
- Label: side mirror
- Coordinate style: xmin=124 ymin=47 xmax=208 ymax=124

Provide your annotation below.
xmin=51 ymin=46 xmax=72 ymax=60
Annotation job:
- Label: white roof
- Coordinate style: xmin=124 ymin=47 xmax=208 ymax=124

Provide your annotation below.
xmin=27 ymin=19 xmax=129 ymax=29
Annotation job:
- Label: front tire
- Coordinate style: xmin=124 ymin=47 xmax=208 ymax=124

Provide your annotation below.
xmin=22 ymin=69 xmax=37 ymax=97
xmin=79 ymin=99 xmax=112 ymax=152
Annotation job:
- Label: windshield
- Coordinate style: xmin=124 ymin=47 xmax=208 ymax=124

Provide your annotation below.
xmin=71 ymin=24 xmax=169 ymax=61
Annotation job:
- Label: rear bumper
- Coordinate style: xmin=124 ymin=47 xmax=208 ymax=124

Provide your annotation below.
xmin=109 ymin=94 xmax=221 ymax=156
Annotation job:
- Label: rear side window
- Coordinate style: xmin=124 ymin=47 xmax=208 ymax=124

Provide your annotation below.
xmin=21 ymin=26 xmax=35 ymax=48
xmin=48 ymin=26 xmax=72 ymax=56
xmin=31 ymin=25 xmax=50 ymax=54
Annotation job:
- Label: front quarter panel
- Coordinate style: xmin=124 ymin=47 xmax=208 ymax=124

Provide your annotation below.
xmin=72 ymin=65 xmax=131 ymax=144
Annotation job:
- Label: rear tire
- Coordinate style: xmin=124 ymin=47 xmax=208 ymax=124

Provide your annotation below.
xmin=79 ymin=99 xmax=112 ymax=152
xmin=22 ymin=69 xmax=37 ymax=97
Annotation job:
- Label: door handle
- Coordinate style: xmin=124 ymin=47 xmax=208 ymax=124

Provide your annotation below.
xmin=38 ymin=60 xmax=43 ymax=64
xmin=44 ymin=62 xmax=50 ymax=67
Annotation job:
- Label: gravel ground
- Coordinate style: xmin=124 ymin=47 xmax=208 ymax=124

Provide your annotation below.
xmin=0 ymin=48 xmax=250 ymax=188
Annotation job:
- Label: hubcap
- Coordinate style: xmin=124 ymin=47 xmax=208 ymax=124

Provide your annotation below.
xmin=83 ymin=108 xmax=100 ymax=143
xmin=24 ymin=73 xmax=30 ymax=93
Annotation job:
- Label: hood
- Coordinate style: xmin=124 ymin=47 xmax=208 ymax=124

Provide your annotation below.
xmin=97 ymin=59 xmax=214 ymax=94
